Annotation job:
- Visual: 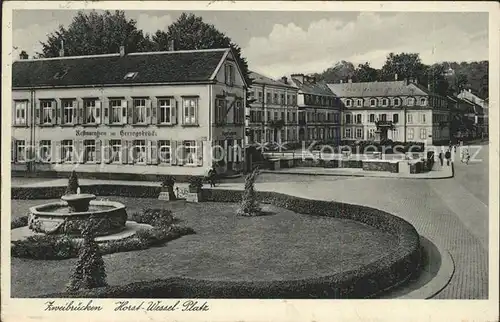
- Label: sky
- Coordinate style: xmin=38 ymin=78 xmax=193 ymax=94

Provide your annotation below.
xmin=12 ymin=10 xmax=489 ymax=78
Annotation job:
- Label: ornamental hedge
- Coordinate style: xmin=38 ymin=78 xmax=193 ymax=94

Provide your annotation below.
xmin=25 ymin=186 xmax=421 ymax=299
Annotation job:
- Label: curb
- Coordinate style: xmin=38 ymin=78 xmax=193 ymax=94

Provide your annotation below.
xmin=380 ymin=236 xmax=455 ymax=299
xmin=260 ymin=169 xmax=453 ymax=180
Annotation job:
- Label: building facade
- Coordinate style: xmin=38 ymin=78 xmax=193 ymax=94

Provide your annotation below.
xmin=11 ymin=47 xmax=247 ymax=178
xmin=287 ymin=74 xmax=342 ymax=144
xmin=327 ymin=79 xmax=451 ymax=145
xmin=457 ymin=89 xmax=488 ymax=137
xmin=246 ymin=72 xmax=299 ymax=145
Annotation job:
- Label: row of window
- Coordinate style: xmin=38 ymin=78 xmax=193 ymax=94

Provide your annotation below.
xmin=303 ymin=94 xmax=340 ymax=108
xmin=250 ymin=90 xmax=298 ymax=106
xmin=305 ymin=128 xmax=341 ymax=141
xmin=344 ymin=96 xmax=429 ymax=108
xmin=344 ymin=112 xmax=433 ymax=124
xmin=13 ymin=97 xmax=208 ymax=127
xmin=343 ymin=128 xmax=428 ymax=140
xmin=12 ymin=139 xmax=203 ymax=166
xmin=305 ymin=112 xmax=341 ymax=123
xmin=214 ymin=98 xmax=244 ymax=125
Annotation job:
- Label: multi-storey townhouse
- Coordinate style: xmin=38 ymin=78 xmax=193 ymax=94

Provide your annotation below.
xmin=457 ymin=89 xmax=488 ymax=137
xmin=327 ymin=78 xmax=451 ymax=145
xmin=246 ymin=72 xmax=299 ymax=145
xmin=11 ymin=47 xmax=247 ymax=179
xmin=287 ymin=74 xmax=342 ymax=144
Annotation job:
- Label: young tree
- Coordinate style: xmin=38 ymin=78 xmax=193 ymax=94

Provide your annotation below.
xmin=38 ymin=10 xmax=154 ymax=58
xmin=66 ymin=217 xmax=107 ymax=291
xmin=237 ymin=168 xmax=261 ymax=217
xmin=65 ymin=170 xmax=79 ymax=195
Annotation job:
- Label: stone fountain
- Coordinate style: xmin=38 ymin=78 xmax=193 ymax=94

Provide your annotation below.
xmin=27 ymin=192 xmax=128 ymax=237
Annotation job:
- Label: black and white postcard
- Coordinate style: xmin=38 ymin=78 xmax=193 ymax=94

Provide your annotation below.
xmin=1 ymin=1 xmax=498 ymax=322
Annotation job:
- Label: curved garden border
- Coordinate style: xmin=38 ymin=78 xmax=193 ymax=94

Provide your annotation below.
xmin=12 ymin=185 xmax=421 ymax=299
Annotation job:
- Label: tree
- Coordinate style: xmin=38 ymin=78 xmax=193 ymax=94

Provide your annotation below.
xmin=425 ymin=64 xmax=449 ymax=96
xmin=153 ymin=13 xmax=252 ymax=89
xmin=38 ymin=10 xmax=154 ymax=58
xmin=380 ymin=53 xmax=427 ymax=83
xmin=65 ymin=170 xmax=79 ymax=195
xmin=353 ymin=62 xmax=378 ymax=82
xmin=67 ymin=217 xmax=107 ymax=291
xmin=237 ymin=168 xmax=261 ymax=216
xmin=313 ymin=60 xmax=355 ymax=83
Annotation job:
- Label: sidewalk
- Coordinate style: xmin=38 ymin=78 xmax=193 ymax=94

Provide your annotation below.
xmin=261 ymin=165 xmax=453 ymax=179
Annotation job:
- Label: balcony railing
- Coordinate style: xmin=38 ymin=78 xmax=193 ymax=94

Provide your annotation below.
xmin=375 ymin=120 xmax=394 ymax=129
xmin=268 ymin=119 xmax=285 ymax=128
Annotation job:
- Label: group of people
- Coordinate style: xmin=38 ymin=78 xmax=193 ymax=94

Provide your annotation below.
xmin=438 ymin=141 xmax=470 ymax=166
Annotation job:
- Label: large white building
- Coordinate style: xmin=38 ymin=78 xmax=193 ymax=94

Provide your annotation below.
xmin=11 ymin=47 xmax=247 ymax=179
xmin=327 ymin=78 xmax=451 ymax=145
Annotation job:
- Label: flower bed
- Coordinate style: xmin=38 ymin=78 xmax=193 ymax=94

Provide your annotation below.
xmin=11 ymin=207 xmax=195 ymax=260
xmin=30 ymin=187 xmax=421 ymax=299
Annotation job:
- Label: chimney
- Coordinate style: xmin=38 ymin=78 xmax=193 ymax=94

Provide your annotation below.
xmin=291 ymin=74 xmax=305 ymax=84
xmin=281 ymin=76 xmax=288 ymax=84
xmin=340 ymin=79 xmax=343 ymax=84
xmin=19 ymin=51 xmax=29 ymax=60
xmin=468 ymin=89 xmax=471 ymax=93
xmin=404 ymin=78 xmax=408 ymax=85
xmin=348 ymin=78 xmax=352 ymax=83
xmin=394 ymin=73 xmax=398 ymax=81
xmin=59 ymin=39 xmax=64 ymax=57
xmin=120 ymin=46 xmax=126 ymax=57
xmin=168 ymin=40 xmax=175 ymax=51
xmin=428 ymin=83 xmax=432 ymax=91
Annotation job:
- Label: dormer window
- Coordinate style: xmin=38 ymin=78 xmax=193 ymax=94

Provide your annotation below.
xmin=356 ymin=99 xmax=363 ymax=107
xmin=124 ymin=72 xmax=138 ymax=80
xmin=370 ymin=98 xmax=377 ymax=107
xmin=53 ymin=68 xmax=69 ymax=80
xmin=420 ymin=97 xmax=427 ymax=106
xmin=394 ymin=98 xmax=401 ymax=106
xmin=407 ymin=97 xmax=415 ymax=106
xmin=345 ymin=99 xmax=352 ymax=107
xmin=382 ymin=98 xmax=389 ymax=107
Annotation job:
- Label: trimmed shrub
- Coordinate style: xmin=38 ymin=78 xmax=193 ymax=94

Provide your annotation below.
xmin=237 ymin=168 xmax=261 ymax=216
xmin=65 ymin=170 xmax=80 ymax=195
xmin=131 ymin=208 xmax=174 ymax=228
xmin=188 ymin=176 xmax=204 ymax=193
xmin=11 ymin=235 xmax=79 ymax=260
xmin=67 ymin=218 xmax=107 ymax=291
xmin=11 ymin=215 xmax=29 ymax=229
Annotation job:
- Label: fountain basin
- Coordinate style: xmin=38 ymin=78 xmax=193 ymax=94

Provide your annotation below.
xmin=28 ymin=200 xmax=127 ymax=236
xmin=61 ymin=193 xmax=96 ymax=212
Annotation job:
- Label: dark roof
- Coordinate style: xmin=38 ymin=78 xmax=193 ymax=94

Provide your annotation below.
xmin=12 ymin=49 xmax=229 ymax=88
xmin=288 ymin=77 xmax=335 ymax=96
xmin=327 ymin=81 xmax=428 ymax=97
xmin=249 ymin=71 xmax=297 ymax=89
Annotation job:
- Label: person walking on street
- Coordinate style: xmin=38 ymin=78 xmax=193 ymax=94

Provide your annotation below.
xmin=208 ymin=166 xmax=217 ymax=187
xmin=445 ymin=149 xmax=451 ymax=166
xmin=438 ymin=151 xmax=444 ymax=166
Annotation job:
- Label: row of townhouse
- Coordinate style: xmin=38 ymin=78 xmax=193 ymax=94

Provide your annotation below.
xmin=11 ymin=47 xmax=247 ymax=178
xmin=246 ymin=72 xmax=452 ymax=147
xmin=246 ymin=73 xmax=342 ymax=146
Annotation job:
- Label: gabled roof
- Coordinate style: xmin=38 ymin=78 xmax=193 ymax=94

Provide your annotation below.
xmin=12 ymin=48 xmax=231 ymax=89
xmin=288 ymin=77 xmax=335 ymax=96
xmin=458 ymin=97 xmax=484 ymax=115
xmin=249 ymin=71 xmax=297 ymax=89
xmin=327 ymin=81 xmax=428 ymax=97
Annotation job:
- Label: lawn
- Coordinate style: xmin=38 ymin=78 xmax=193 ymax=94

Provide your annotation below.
xmin=11 ymin=197 xmax=399 ymax=297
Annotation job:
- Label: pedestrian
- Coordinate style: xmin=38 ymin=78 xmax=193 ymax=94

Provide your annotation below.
xmin=465 ymin=150 xmax=470 ymax=165
xmin=445 ymin=149 xmax=451 ymax=166
xmin=438 ymin=151 xmax=444 ymax=166
xmin=208 ymin=166 xmax=218 ymax=187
